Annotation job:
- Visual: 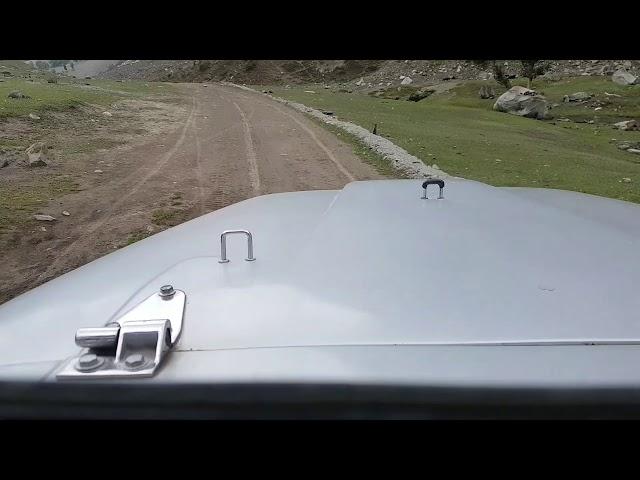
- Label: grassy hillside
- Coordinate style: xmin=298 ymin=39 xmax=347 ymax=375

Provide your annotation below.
xmin=0 ymin=77 xmax=171 ymax=118
xmin=269 ymin=77 xmax=640 ymax=203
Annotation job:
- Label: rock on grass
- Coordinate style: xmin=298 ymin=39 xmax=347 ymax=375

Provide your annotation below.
xmin=493 ymin=86 xmax=549 ymax=120
xmin=33 ymin=214 xmax=56 ymax=222
xmin=25 ymin=142 xmax=48 ymax=167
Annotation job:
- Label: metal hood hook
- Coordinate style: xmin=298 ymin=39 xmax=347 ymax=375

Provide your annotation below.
xmin=219 ymin=230 xmax=256 ymax=263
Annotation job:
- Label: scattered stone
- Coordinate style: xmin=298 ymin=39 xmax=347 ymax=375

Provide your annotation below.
xmin=595 ymin=107 xmax=602 ymax=111
xmin=622 ymin=178 xmax=632 ymax=182
xmin=478 ymin=85 xmax=496 ymax=99
xmin=407 ymin=87 xmax=435 ymax=102
xmin=322 ymin=111 xmax=334 ymax=116
xmin=613 ymin=120 xmax=640 ymax=131
xmin=33 ymin=214 xmax=56 ymax=222
xmin=25 ymin=142 xmax=48 ymax=167
xmin=628 ymin=149 xmax=640 ymax=155
xmin=612 ymin=70 xmax=638 ymax=86
xmin=102 ymin=111 xmax=112 ymax=117
xmin=39 ymin=226 xmax=47 ymax=232
xmin=400 ymin=76 xmax=413 ymax=85
xmin=28 ymin=113 xmax=41 ymax=120
xmin=7 ymin=90 xmax=30 ymax=99
xmin=493 ymin=86 xmax=549 ymax=120
xmin=563 ymin=92 xmax=592 ymax=102
xmin=94 ymin=169 xmax=103 ymax=173
xmin=604 ymin=91 xmax=622 ymax=97
xmin=303 ymin=90 xmax=316 ymax=94
xmin=62 ymin=211 xmax=70 ymax=216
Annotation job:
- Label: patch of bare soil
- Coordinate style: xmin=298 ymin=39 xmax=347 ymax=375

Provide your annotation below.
xmin=0 ymin=93 xmax=190 ymax=304
xmin=0 ymin=83 xmax=382 ymax=305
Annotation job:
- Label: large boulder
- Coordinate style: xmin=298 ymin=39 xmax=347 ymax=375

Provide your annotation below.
xmin=493 ymin=86 xmax=549 ymax=120
xmin=24 ymin=142 xmax=48 ymax=167
xmin=612 ymin=70 xmax=638 ymax=86
xmin=613 ymin=120 xmax=640 ymax=131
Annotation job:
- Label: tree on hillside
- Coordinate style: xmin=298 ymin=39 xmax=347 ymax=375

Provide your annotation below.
xmin=520 ymin=60 xmax=550 ymax=89
xmin=471 ymin=60 xmax=512 ymax=89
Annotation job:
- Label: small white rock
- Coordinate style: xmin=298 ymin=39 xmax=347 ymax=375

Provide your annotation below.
xmin=62 ymin=210 xmax=70 ymax=216
xmin=94 ymin=169 xmax=103 ymax=173
xmin=28 ymin=113 xmax=41 ymax=120
xmin=34 ymin=214 xmax=56 ymax=221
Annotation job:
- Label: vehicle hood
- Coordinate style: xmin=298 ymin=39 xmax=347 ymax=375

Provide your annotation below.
xmin=1 ymin=179 xmax=639 ymax=385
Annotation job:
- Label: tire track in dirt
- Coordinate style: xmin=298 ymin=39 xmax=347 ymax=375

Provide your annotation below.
xmin=227 ymin=91 xmax=356 ymax=182
xmin=273 ymin=103 xmax=355 ymax=182
xmin=231 ymin=101 xmax=262 ymax=196
xmin=193 ymin=96 xmax=207 ymax=216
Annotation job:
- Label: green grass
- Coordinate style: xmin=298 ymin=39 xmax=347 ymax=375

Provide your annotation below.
xmin=269 ymin=77 xmax=640 ymax=203
xmin=124 ymin=229 xmax=152 ymax=246
xmin=151 ymin=208 xmax=185 ymax=227
xmin=0 ymin=175 xmax=79 ymax=234
xmin=448 ymin=77 xmax=640 ymax=122
xmin=0 ymin=77 xmax=175 ymax=118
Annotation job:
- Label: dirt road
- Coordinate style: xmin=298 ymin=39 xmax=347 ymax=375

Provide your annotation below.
xmin=1 ymin=83 xmax=383 ymax=303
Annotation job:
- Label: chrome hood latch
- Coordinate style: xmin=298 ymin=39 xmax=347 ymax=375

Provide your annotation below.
xmin=56 ymin=285 xmax=186 ymax=380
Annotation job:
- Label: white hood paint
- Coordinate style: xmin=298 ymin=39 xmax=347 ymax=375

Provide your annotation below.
xmin=1 ymin=180 xmax=639 ymax=386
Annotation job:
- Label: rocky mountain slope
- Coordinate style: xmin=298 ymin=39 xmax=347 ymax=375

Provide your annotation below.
xmin=95 ymin=60 xmax=640 ymax=87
